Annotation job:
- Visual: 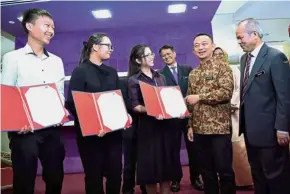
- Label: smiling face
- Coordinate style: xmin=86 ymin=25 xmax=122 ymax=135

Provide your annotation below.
xmin=160 ymin=48 xmax=176 ymax=66
xmin=236 ymin=22 xmax=259 ymax=53
xmin=193 ymin=35 xmax=215 ymax=62
xmin=213 ymin=48 xmax=224 ymax=60
xmin=139 ymin=47 xmax=155 ymax=68
xmin=26 ymin=15 xmax=55 ymax=45
xmin=93 ymin=36 xmax=113 ymax=60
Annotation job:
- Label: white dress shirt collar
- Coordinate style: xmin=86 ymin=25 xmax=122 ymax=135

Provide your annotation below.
xmin=167 ymin=62 xmax=178 ymax=69
xmin=250 ymin=42 xmax=264 ymax=57
xmin=24 ymin=44 xmax=50 ymax=59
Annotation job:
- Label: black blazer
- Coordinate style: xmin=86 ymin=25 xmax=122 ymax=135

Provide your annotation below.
xmin=158 ymin=63 xmax=193 ymax=97
xmin=239 ymin=43 xmax=290 ymax=147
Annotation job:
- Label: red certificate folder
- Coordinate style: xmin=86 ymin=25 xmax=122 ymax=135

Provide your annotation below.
xmin=139 ymin=81 xmax=190 ymax=119
xmin=1 ymin=167 xmax=13 ymax=190
xmin=1 ymin=84 xmax=69 ymax=132
xmin=72 ymin=90 xmax=131 ymax=136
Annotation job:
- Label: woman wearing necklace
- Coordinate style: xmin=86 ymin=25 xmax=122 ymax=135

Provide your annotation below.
xmin=127 ymin=44 xmax=182 ymax=194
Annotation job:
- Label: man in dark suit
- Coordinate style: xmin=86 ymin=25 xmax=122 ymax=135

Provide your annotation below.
xmin=158 ymin=45 xmax=203 ymax=192
xmin=236 ymin=18 xmax=290 ymax=194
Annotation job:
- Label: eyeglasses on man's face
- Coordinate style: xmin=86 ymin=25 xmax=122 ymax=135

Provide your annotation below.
xmin=98 ymin=43 xmax=114 ymax=51
xmin=141 ymin=53 xmax=155 ymax=58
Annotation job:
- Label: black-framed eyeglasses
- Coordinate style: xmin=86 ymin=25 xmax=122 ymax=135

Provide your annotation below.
xmin=141 ymin=53 xmax=155 ymax=58
xmin=98 ymin=43 xmax=114 ymax=51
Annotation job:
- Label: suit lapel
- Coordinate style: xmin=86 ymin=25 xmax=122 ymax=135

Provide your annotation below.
xmin=245 ymin=44 xmax=267 ymax=94
xmin=163 ymin=65 xmax=177 ymax=84
xmin=177 ymin=64 xmax=183 ymax=83
xmin=240 ymin=54 xmax=246 ymax=82
xmin=240 ymin=55 xmax=246 ymax=97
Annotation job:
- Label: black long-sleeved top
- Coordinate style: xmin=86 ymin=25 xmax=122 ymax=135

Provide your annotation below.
xmin=66 ymin=59 xmax=119 ymax=124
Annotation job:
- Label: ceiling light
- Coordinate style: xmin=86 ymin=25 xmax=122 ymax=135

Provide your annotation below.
xmin=92 ymin=9 xmax=112 ymax=19
xmin=9 ymin=21 xmax=15 ymax=24
xmin=168 ymin=4 xmax=187 ymax=14
xmin=17 ymin=16 xmax=23 ymax=21
xmin=192 ymin=6 xmax=198 ymax=10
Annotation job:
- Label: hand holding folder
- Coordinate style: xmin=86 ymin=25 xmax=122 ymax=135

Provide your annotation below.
xmin=1 ymin=84 xmax=69 ymax=132
xmin=139 ymin=81 xmax=190 ymax=119
xmin=72 ymin=90 xmax=131 ymax=137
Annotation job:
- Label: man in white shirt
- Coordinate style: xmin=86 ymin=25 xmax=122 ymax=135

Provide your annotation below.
xmin=236 ymin=18 xmax=290 ymax=194
xmin=1 ymin=9 xmax=65 ymax=194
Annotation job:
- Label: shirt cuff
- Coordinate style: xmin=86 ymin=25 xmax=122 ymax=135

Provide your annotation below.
xmin=277 ymin=130 xmax=289 ymax=134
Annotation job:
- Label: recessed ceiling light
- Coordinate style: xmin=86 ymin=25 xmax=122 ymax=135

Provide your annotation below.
xmin=17 ymin=16 xmax=23 ymax=21
xmin=9 ymin=21 xmax=15 ymax=24
xmin=168 ymin=4 xmax=187 ymax=14
xmin=192 ymin=6 xmax=198 ymax=10
xmin=92 ymin=9 xmax=112 ymax=19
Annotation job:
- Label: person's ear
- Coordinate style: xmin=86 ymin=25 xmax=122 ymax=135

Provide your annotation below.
xmin=26 ymin=23 xmax=33 ymax=32
xmin=92 ymin=44 xmax=99 ymax=52
xmin=135 ymin=58 xmax=141 ymax=64
xmin=173 ymin=51 xmax=177 ymax=58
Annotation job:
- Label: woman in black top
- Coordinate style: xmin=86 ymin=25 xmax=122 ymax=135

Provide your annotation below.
xmin=127 ymin=44 xmax=182 ymax=194
xmin=66 ymin=33 xmax=122 ymax=194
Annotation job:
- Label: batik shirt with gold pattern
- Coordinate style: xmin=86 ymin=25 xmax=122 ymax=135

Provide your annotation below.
xmin=187 ymin=58 xmax=234 ymax=135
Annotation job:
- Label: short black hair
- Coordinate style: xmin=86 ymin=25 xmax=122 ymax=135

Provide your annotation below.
xmin=159 ymin=44 xmax=175 ymax=55
xmin=193 ymin=33 xmax=213 ymax=43
xmin=21 ymin=8 xmax=53 ymax=34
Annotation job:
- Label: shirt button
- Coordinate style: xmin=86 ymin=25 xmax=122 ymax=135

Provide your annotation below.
xmin=43 ymin=81 xmax=46 ymax=83
xmin=42 ymin=69 xmax=44 ymax=72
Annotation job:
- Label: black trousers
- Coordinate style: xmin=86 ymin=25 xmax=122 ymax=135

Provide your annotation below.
xmin=76 ymin=129 xmax=123 ymax=194
xmin=122 ymin=137 xmax=146 ymax=193
xmin=9 ymin=127 xmax=65 ymax=194
xmin=176 ymin=119 xmax=200 ymax=183
xmin=195 ymin=134 xmax=236 ymax=194
xmin=245 ymin=137 xmax=290 ymax=194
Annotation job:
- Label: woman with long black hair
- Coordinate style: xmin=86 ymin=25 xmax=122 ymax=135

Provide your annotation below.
xmin=66 ymin=33 xmax=122 ymax=194
xmin=127 ymin=44 xmax=182 ymax=194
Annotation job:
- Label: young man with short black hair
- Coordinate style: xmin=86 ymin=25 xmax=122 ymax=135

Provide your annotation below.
xmin=2 ymin=8 xmax=66 ymax=194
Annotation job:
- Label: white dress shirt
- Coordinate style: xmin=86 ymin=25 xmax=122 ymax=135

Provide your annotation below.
xmin=168 ymin=62 xmax=178 ymax=74
xmin=248 ymin=42 xmax=264 ymax=75
xmin=1 ymin=44 xmax=65 ymax=104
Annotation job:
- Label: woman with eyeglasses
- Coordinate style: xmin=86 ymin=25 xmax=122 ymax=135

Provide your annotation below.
xmin=66 ymin=33 xmax=123 ymax=194
xmin=127 ymin=44 xmax=181 ymax=194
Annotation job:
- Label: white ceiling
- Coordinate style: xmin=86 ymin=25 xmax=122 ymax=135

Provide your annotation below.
xmin=212 ymin=0 xmax=290 ymax=59
xmin=215 ymin=0 xmax=290 ymax=21
xmin=215 ymin=0 xmax=249 ymax=15
xmin=233 ymin=1 xmax=290 ymax=21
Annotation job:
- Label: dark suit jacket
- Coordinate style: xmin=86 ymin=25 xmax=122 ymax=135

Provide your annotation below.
xmin=158 ymin=63 xmax=193 ymax=97
xmin=239 ymin=43 xmax=290 ymax=147
xmin=159 ymin=64 xmax=193 ymax=132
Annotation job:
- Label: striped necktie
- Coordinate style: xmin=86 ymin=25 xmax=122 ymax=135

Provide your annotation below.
xmin=241 ymin=53 xmax=253 ymax=103
xmin=171 ymin=66 xmax=178 ymax=83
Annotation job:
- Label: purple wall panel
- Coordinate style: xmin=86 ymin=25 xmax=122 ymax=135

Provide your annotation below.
xmin=16 ymin=21 xmax=212 ymax=76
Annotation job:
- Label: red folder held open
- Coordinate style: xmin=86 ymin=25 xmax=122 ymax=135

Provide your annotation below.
xmin=1 ymin=84 xmax=69 ymax=131
xmin=72 ymin=90 xmax=131 ymax=136
xmin=139 ymin=81 xmax=190 ymax=119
